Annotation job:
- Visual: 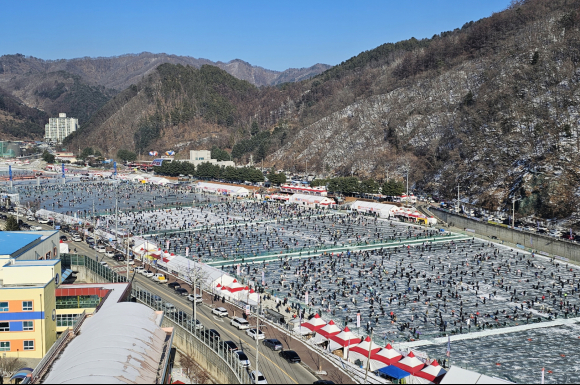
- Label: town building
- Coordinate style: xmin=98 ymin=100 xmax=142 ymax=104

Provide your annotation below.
xmin=186 ymin=150 xmax=235 ymax=167
xmin=44 ymin=113 xmax=78 ymax=144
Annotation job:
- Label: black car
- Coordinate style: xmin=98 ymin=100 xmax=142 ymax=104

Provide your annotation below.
xmin=279 ymin=350 xmax=301 ymax=363
xmin=114 ymin=254 xmax=125 ymax=261
xmin=313 ymin=381 xmax=335 ymax=385
xmin=60 ymin=235 xmax=68 ymax=242
xmin=175 ymin=288 xmax=189 ymax=296
xmin=221 ymin=340 xmax=239 ymax=352
xmin=173 ymin=311 xmax=188 ymax=322
xmin=203 ymin=329 xmax=221 ymax=341
xmin=168 ymin=282 xmax=181 ymax=290
xmin=263 ymin=338 xmax=283 ymax=351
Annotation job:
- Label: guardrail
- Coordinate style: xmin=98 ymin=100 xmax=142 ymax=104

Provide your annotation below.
xmin=132 ymin=286 xmax=250 ymax=384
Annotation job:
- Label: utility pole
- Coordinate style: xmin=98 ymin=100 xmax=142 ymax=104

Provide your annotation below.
xmin=306 ymin=160 xmax=308 ymax=176
xmin=512 ymin=198 xmax=516 ymax=228
xmin=364 ymin=329 xmax=374 ymax=384
xmin=255 ymin=297 xmax=260 ymax=376
xmin=456 ymin=185 xmax=460 ymax=213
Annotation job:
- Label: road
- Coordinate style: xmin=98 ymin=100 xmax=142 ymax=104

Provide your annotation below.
xmin=58 ymin=227 xmax=327 ymax=385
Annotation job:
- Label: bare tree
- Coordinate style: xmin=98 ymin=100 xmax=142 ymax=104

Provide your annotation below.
xmin=179 ymin=262 xmax=211 ymax=326
xmin=179 ymin=352 xmax=211 ymax=384
xmin=0 ymin=356 xmax=26 ymax=381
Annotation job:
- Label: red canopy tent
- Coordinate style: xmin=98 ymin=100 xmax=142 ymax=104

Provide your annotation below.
xmin=348 ymin=336 xmax=382 ymax=366
xmin=415 ymin=359 xmax=446 ymax=382
xmin=310 ymin=320 xmax=342 ymax=344
xmin=293 ymin=313 xmax=327 ymax=335
xmin=393 ymin=351 xmax=425 ymax=375
xmin=369 ymin=344 xmax=403 ymax=371
xmin=328 ymin=326 xmax=361 ymax=352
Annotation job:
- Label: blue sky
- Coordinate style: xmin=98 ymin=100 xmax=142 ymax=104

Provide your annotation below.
xmin=2 ymin=0 xmax=511 ymax=71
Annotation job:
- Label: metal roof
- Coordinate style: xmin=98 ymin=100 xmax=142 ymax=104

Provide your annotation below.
xmin=0 ymin=232 xmax=41 ymax=256
xmin=43 ymin=302 xmax=168 ymax=384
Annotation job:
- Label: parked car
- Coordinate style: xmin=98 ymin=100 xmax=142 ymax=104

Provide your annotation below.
xmin=186 ymin=319 xmax=203 ymax=330
xmin=163 ymin=303 xmax=176 ymax=313
xmin=31 ymin=226 xmax=43 ymax=231
xmin=26 ymin=215 xmax=35 ymax=221
xmin=175 ymin=288 xmax=189 ymax=296
xmin=203 ymin=329 xmax=221 ymax=341
xmin=38 ymin=218 xmax=49 ymax=224
xmin=230 ymin=317 xmax=250 ymax=330
xmin=187 ymin=294 xmax=203 ymax=303
xmin=98 ymin=261 xmax=109 ymax=268
xmin=262 ymin=339 xmax=283 ymax=351
xmin=96 ymin=245 xmax=107 ymax=253
xmin=246 ymin=329 xmax=265 ymax=340
xmin=142 ymin=270 xmax=154 ymax=278
xmin=105 ymin=250 xmax=115 ymax=257
xmin=114 ymin=254 xmax=125 ymax=262
xmin=168 ymin=282 xmax=181 ymax=290
xmin=250 ymin=370 xmax=268 ymax=384
xmin=212 ymin=307 xmax=228 ymax=317
xmin=173 ymin=311 xmax=188 ymax=322
xmin=279 ymin=350 xmax=301 ymax=363
xmin=234 ymin=351 xmax=250 ymax=367
xmin=221 ymin=340 xmax=239 ymax=352
xmin=153 ymin=273 xmax=167 ymax=283
xmin=72 ymin=235 xmax=83 ymax=242
xmin=134 ymin=266 xmax=145 ymax=274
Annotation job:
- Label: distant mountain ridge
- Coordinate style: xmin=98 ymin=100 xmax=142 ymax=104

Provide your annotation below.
xmin=0 ymin=52 xmax=331 ymax=89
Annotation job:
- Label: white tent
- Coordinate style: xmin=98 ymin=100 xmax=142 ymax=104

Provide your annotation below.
xmin=394 ymin=351 xmax=426 ymax=375
xmin=415 ymin=359 xmax=447 ymax=382
xmin=369 ymin=344 xmax=403 ymax=371
xmin=293 ymin=313 xmax=326 ymax=335
xmin=328 ymin=326 xmax=361 ymax=352
xmin=196 ymin=182 xmax=250 ymax=196
xmin=310 ymin=320 xmax=341 ymax=344
xmin=440 ymin=367 xmax=513 ymax=384
xmin=348 ymin=336 xmax=382 ymax=365
xmin=288 ymin=194 xmax=335 ymax=207
xmin=133 ymin=240 xmax=159 ymax=255
xmin=351 ymin=201 xmax=398 ymax=218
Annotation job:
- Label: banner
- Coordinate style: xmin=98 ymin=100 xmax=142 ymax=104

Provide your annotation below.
xmin=62 ymin=163 xmax=65 ymax=179
xmin=262 ymin=270 xmax=265 ymax=286
xmin=237 ymin=264 xmax=240 ymax=276
xmin=166 ymin=240 xmax=169 ymax=251
xmin=305 ymin=291 xmax=309 ymax=306
xmin=113 ymin=162 xmax=117 ymax=176
xmin=8 ymin=165 xmax=12 ymax=182
xmin=356 ymin=312 xmax=361 ymax=328
xmin=185 ymin=247 xmax=189 ymax=257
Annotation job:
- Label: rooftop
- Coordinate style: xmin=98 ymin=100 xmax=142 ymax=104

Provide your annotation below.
xmin=0 ymin=232 xmax=41 ymax=256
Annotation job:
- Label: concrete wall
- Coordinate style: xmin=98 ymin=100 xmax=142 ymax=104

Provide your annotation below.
xmin=160 ymin=317 xmax=247 ymax=384
xmin=432 ymin=208 xmax=580 ymax=262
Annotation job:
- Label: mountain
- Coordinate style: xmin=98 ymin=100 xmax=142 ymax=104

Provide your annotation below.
xmin=65 ymin=0 xmax=580 ymax=220
xmin=0 ymin=87 xmax=47 ymax=140
xmin=0 ymin=53 xmax=331 ymax=89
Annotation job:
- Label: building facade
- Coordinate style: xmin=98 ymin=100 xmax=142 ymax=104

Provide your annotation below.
xmin=44 ymin=113 xmax=78 ymax=143
xmin=0 ymin=232 xmax=63 ymax=359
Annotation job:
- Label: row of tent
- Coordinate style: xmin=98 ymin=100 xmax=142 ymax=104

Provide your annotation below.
xmin=294 ymin=315 xmax=511 ymax=384
xmin=132 ymin=238 xmax=260 ymax=305
xmin=350 ymin=201 xmax=437 ymax=224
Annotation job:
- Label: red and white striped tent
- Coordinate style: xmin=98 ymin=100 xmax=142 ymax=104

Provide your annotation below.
xmin=369 ymin=344 xmax=403 ymax=371
xmin=310 ymin=320 xmax=342 ymax=344
xmin=415 ymin=359 xmax=446 ymax=382
xmin=348 ymin=336 xmax=382 ymax=365
xmin=293 ymin=313 xmax=327 ymax=335
xmin=394 ymin=351 xmax=425 ymax=375
xmin=328 ymin=326 xmax=361 ymax=352
xmin=224 ymin=279 xmax=245 ymax=293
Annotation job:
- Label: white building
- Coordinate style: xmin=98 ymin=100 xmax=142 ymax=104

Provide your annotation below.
xmin=186 ymin=150 xmax=235 ymax=167
xmin=288 ymin=194 xmax=335 ymax=208
xmin=350 ymin=201 xmax=398 ymax=218
xmin=196 ymin=182 xmax=250 ymax=196
xmin=44 ymin=113 xmax=78 ymax=143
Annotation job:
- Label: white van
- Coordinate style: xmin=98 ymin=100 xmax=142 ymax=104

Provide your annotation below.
xmin=231 ymin=317 xmax=250 ymax=330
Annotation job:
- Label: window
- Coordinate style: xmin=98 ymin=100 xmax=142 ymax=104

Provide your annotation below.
xmin=0 ymin=342 xmax=9 ymax=352
xmin=22 ymin=301 xmax=33 ymax=311
xmin=23 ymin=340 xmax=34 ymax=350
xmin=0 ymin=323 xmax=9 ymax=332
xmin=56 ymin=314 xmax=81 ymax=327
xmin=23 ymin=321 xmax=33 ymax=331
xmin=0 ymin=302 xmax=7 ymax=312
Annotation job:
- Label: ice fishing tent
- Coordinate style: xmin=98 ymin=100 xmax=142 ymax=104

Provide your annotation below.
xmin=348 ymin=336 xmax=382 ymax=366
xmin=369 ymin=344 xmax=403 ymax=371
xmin=393 ymin=351 xmax=425 ymax=375
xmin=288 ymin=194 xmax=336 ymax=207
xmin=328 ymin=326 xmax=361 ymax=352
xmin=293 ymin=313 xmax=326 ymax=335
xmin=196 ymin=182 xmax=250 ymax=196
xmin=310 ymin=320 xmax=342 ymax=344
xmin=377 ymin=366 xmax=411 ymax=382
xmin=351 ymin=201 xmax=398 ymax=218
xmin=415 ymin=360 xmax=446 ymax=382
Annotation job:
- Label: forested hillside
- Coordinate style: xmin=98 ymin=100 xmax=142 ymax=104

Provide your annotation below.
xmin=58 ymin=0 xmax=580 ymax=218
xmin=0 ymin=88 xmax=47 ymax=139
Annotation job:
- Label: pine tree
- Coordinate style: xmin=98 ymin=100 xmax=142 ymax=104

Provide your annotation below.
xmin=5 ymin=215 xmax=20 ymax=231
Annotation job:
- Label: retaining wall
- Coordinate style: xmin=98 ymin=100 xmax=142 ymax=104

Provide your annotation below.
xmin=432 ymin=208 xmax=580 ymax=262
